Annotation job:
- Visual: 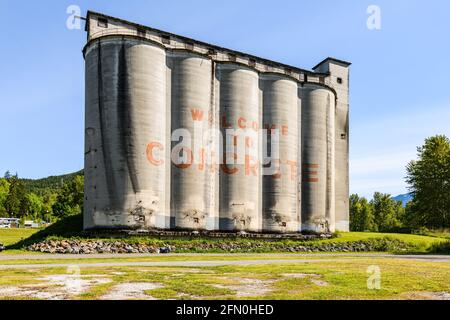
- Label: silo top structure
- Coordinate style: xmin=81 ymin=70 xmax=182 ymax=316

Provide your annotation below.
xmin=83 ymin=11 xmax=351 ymax=233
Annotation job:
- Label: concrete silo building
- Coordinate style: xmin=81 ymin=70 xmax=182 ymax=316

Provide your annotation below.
xmin=83 ymin=11 xmax=350 ymax=233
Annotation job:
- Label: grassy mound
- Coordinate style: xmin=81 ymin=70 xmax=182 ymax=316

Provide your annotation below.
xmin=7 ymin=214 xmax=83 ymax=249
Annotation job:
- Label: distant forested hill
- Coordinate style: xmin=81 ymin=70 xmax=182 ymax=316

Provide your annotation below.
xmin=392 ymin=193 xmax=413 ymax=207
xmin=21 ymin=170 xmax=84 ymax=195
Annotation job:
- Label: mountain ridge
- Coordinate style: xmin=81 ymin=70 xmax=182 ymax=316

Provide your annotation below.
xmin=392 ymin=193 xmax=412 ymax=207
xmin=20 ymin=170 xmax=84 ymax=195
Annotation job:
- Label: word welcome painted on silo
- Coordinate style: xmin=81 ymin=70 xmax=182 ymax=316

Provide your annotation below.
xmin=146 ymin=108 xmax=319 ymax=181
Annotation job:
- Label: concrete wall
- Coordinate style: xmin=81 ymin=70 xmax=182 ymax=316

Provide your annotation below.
xmin=83 ymin=12 xmax=350 ymax=233
xmin=84 ymin=39 xmax=168 ymax=229
xmin=313 ymin=61 xmax=350 ymax=231
xmin=169 ymin=51 xmax=213 ymax=230
xmin=261 ymin=75 xmax=300 ymax=233
xmin=300 ymin=84 xmax=335 ymax=233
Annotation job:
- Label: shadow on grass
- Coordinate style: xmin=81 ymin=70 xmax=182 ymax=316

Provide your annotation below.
xmin=428 ymin=241 xmax=450 ymax=254
xmin=8 ymin=214 xmax=84 ymax=250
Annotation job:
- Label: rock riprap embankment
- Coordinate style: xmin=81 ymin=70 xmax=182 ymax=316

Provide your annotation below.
xmin=27 ymin=238 xmax=413 ymax=254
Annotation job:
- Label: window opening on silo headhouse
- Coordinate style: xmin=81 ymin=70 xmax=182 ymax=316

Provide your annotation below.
xmin=97 ymin=17 xmax=108 ymax=28
xmin=161 ymin=35 xmax=171 ymax=44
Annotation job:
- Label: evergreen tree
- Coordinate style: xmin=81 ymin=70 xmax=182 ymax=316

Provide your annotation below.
xmin=406 ymin=135 xmax=450 ymax=228
xmin=3 ymin=171 xmax=12 ymax=179
xmin=4 ymin=174 xmax=27 ymax=218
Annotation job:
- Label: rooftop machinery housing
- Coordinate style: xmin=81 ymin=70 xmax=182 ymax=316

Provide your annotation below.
xmin=83 ymin=11 xmax=351 ymax=233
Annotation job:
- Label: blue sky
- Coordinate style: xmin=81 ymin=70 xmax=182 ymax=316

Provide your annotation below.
xmin=1 ymin=0 xmax=449 ymax=198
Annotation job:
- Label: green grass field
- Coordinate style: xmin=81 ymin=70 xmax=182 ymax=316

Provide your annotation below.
xmin=0 ymin=228 xmax=40 ymax=246
xmin=0 ymin=255 xmax=449 ymax=300
xmin=1 ymin=227 xmax=450 ymax=300
xmin=330 ymin=231 xmax=444 ymax=244
xmin=329 ymin=231 xmax=447 ymax=252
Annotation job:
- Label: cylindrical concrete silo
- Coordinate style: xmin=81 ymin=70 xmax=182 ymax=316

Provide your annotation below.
xmin=300 ymin=84 xmax=335 ymax=233
xmin=84 ymin=38 xmax=167 ymax=230
xmin=169 ymin=51 xmax=212 ymax=230
xmin=261 ymin=75 xmax=300 ymax=233
xmin=218 ymin=63 xmax=261 ymax=232
xmin=326 ymin=95 xmax=336 ymax=232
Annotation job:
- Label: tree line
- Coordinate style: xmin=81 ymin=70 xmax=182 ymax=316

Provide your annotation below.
xmin=350 ymin=135 xmax=450 ymax=232
xmin=0 ymin=171 xmax=84 ymax=224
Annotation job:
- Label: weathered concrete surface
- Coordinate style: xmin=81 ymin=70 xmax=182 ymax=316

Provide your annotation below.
xmin=261 ymin=75 xmax=300 ymax=233
xmin=84 ymin=39 xmax=168 ymax=230
xmin=218 ymin=64 xmax=261 ymax=232
xmin=170 ymin=52 xmax=213 ymax=230
xmin=84 ymin=12 xmax=351 ymax=233
xmin=300 ymin=84 xmax=335 ymax=233
xmin=313 ymin=60 xmax=350 ymax=231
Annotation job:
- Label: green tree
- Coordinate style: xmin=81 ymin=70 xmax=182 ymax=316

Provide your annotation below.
xmin=42 ymin=192 xmax=57 ymax=222
xmin=359 ymin=197 xmax=377 ymax=231
xmin=402 ymin=201 xmax=416 ymax=228
xmin=371 ymin=192 xmax=403 ymax=232
xmin=349 ymin=194 xmax=361 ymax=231
xmin=406 ymin=135 xmax=450 ymax=228
xmin=0 ymin=178 xmax=10 ymax=216
xmin=350 ymin=194 xmax=376 ymax=231
xmin=52 ymin=175 xmax=84 ymax=218
xmin=23 ymin=192 xmax=44 ymax=221
xmin=4 ymin=174 xmax=27 ymax=218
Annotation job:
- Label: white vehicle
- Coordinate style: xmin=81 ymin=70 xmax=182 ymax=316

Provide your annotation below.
xmin=24 ymin=220 xmax=40 ymax=228
xmin=0 ymin=224 xmax=11 ymax=229
xmin=0 ymin=218 xmax=19 ymax=227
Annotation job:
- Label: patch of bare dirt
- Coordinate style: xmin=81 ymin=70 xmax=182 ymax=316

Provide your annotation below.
xmin=0 ymin=274 xmax=111 ymax=300
xmin=281 ymin=273 xmax=329 ymax=286
xmin=100 ymin=282 xmax=164 ymax=300
xmin=213 ymin=277 xmax=275 ymax=297
xmin=401 ymin=291 xmax=450 ymax=300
